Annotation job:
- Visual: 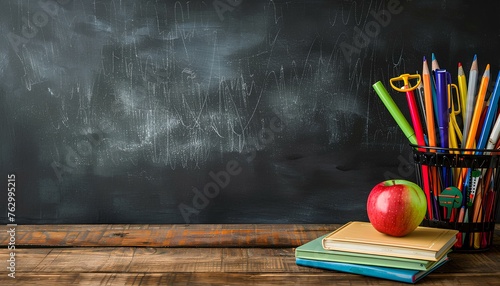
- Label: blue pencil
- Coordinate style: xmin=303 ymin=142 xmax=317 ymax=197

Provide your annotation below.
xmin=476 ymin=71 xmax=500 ymax=153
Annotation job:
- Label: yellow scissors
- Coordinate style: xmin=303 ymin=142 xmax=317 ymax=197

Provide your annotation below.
xmin=448 ymin=83 xmax=463 ymax=155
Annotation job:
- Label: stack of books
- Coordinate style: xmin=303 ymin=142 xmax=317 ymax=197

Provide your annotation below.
xmin=295 ymin=221 xmax=458 ymax=284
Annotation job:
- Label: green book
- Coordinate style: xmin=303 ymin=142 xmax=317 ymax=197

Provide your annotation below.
xmin=295 ymin=235 xmax=449 ymax=271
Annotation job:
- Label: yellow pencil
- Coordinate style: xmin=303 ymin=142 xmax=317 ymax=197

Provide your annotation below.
xmin=422 ymin=57 xmax=436 ymax=150
xmin=464 ymin=64 xmax=490 ymax=154
xmin=457 ymin=62 xmax=468 ymax=122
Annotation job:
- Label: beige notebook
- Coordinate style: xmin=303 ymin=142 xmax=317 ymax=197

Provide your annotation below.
xmin=322 ymin=221 xmax=458 ymax=261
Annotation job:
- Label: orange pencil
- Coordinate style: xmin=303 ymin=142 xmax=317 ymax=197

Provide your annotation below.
xmin=457 ymin=64 xmax=490 ymax=244
xmin=458 ymin=64 xmax=490 ymax=189
xmin=422 ymin=57 xmax=440 ymax=220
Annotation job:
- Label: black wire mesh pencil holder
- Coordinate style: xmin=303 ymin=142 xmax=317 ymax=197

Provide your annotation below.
xmin=412 ymin=145 xmax=500 ymax=251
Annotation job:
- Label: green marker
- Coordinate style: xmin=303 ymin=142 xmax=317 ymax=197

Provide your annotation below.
xmin=372 ymin=81 xmax=417 ymax=145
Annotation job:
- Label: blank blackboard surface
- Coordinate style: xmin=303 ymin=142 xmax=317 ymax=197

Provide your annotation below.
xmin=1 ymin=0 xmax=500 ymax=224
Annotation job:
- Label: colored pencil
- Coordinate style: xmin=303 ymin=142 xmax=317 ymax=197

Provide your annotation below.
xmin=462 ymin=55 xmax=479 ymax=142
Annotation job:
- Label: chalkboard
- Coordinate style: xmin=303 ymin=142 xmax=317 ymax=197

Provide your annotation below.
xmin=1 ymin=0 xmax=500 ymax=224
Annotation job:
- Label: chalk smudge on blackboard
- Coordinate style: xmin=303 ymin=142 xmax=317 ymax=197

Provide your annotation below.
xmin=4 ymin=0 xmax=407 ymax=176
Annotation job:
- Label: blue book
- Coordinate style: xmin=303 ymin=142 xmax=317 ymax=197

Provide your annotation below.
xmin=296 ymin=256 xmax=449 ymax=284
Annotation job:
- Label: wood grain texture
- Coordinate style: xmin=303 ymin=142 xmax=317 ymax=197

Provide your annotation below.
xmin=0 ymin=224 xmax=336 ymax=247
xmin=5 ymin=247 xmax=500 ymax=274
xmin=1 ymin=247 xmax=500 ymax=285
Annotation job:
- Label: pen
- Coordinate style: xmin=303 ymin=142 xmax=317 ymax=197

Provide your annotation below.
xmin=434 ymin=69 xmax=452 ymax=191
xmin=463 ymin=55 xmax=478 ymax=143
xmin=431 ymin=53 xmax=440 ymax=128
xmin=434 ymin=69 xmax=450 ymax=150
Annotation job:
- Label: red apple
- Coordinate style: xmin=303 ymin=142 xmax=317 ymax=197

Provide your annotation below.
xmin=367 ymin=179 xmax=427 ymax=237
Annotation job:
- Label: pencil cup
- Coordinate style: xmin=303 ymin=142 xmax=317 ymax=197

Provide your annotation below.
xmin=412 ymin=146 xmax=500 ymax=251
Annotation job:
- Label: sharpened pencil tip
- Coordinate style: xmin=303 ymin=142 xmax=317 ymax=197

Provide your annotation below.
xmin=432 ymin=53 xmax=436 ymax=61
xmin=473 ymin=54 xmax=477 ymax=61
xmin=458 ymin=62 xmax=462 ymax=67
xmin=423 ymin=56 xmax=426 ymax=61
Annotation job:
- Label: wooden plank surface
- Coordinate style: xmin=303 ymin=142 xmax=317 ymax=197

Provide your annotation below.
xmin=3 ymin=224 xmax=499 ymax=248
xmin=0 ymin=224 xmax=336 ymax=247
xmin=4 ymin=272 xmax=500 ymax=286
xmin=1 ymin=247 xmax=500 ymax=285
xmin=6 ymin=247 xmax=500 ymax=274
xmin=0 ymin=224 xmax=500 ymax=247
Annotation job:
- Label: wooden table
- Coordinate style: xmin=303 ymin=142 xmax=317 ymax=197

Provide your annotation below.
xmin=1 ymin=224 xmax=499 ymax=285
